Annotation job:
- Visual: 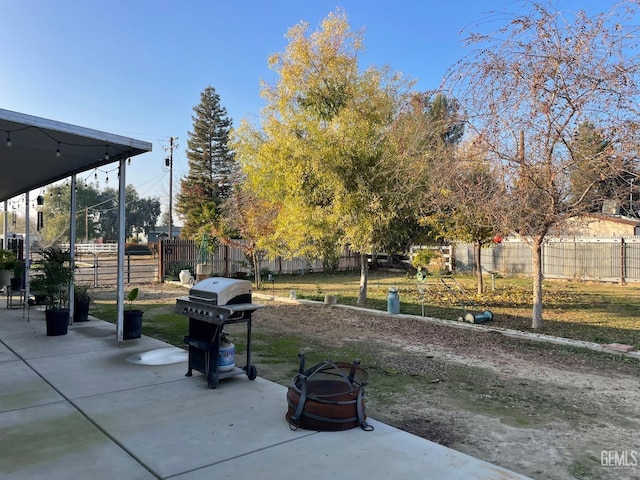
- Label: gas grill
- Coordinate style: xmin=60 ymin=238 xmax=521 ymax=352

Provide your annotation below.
xmin=175 ymin=277 xmax=264 ymax=388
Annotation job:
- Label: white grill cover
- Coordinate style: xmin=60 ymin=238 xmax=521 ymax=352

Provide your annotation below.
xmin=188 ymin=277 xmax=252 ymax=305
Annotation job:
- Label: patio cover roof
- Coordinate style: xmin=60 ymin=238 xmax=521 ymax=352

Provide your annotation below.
xmin=0 ymin=108 xmax=152 ymax=202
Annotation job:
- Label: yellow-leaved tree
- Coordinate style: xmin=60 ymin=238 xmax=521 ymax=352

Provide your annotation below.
xmin=232 ymin=9 xmax=410 ymax=304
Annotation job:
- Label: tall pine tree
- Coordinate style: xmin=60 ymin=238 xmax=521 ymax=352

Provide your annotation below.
xmin=176 ymin=85 xmax=235 ymax=239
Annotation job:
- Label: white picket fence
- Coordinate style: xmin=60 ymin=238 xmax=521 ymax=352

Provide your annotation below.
xmin=59 ymin=243 xmax=119 ymax=254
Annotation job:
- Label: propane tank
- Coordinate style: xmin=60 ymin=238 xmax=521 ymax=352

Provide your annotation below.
xmin=387 ymin=287 xmax=400 ymax=314
xmin=219 ymin=334 xmax=236 ymax=372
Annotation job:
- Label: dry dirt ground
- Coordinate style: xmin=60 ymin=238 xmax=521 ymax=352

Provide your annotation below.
xmin=100 ymin=284 xmax=640 ymax=480
xmin=251 ymin=301 xmax=640 ymax=480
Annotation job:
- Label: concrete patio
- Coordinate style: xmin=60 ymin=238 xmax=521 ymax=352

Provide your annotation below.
xmin=0 ymin=304 xmax=532 ymax=480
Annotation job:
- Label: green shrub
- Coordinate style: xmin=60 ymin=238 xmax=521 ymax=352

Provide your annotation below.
xmin=411 ymin=249 xmax=435 ymax=270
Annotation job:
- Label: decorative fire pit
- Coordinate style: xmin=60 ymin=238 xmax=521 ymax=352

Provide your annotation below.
xmin=286 ymin=355 xmax=374 ymax=431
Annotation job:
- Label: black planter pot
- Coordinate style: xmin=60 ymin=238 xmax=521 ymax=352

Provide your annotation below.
xmin=10 ymin=277 xmax=22 ymax=291
xmin=46 ymin=309 xmax=70 ymax=336
xmin=32 ymin=294 xmax=48 ymax=306
xmin=123 ymin=310 xmax=144 ymax=339
xmin=74 ymin=298 xmax=91 ymax=322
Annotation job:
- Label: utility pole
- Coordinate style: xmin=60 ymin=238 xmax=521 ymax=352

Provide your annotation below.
xmin=166 ymin=137 xmax=178 ymax=239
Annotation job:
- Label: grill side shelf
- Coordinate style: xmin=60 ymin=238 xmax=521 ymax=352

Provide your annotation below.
xmin=175 ymin=298 xmax=264 ymax=325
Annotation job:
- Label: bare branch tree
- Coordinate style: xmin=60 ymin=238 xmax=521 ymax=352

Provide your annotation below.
xmin=446 ymin=1 xmax=640 ymax=327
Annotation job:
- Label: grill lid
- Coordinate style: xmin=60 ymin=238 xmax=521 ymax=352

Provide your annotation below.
xmin=188 ymin=277 xmax=252 ymax=305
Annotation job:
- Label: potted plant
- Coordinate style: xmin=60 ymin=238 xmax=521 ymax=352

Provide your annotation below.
xmin=123 ymin=287 xmax=143 ymax=339
xmin=0 ymin=249 xmax=18 ymax=289
xmin=74 ymin=284 xmax=91 ymax=322
xmin=30 ymin=246 xmax=74 ymax=336
xmin=10 ymin=259 xmax=24 ymax=291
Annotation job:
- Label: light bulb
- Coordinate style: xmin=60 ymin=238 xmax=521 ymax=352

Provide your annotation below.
xmin=56 ymin=142 xmax=61 ymax=157
xmin=104 ymin=145 xmax=109 ymax=161
xmin=6 ymin=133 xmax=11 ymax=147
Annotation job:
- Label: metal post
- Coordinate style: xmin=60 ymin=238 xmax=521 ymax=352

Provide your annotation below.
xmin=116 ymin=160 xmax=126 ymax=343
xmin=2 ymin=200 xmax=7 ymax=249
xmin=24 ymin=192 xmax=30 ymax=314
xmin=621 ymin=237 xmax=626 ymax=285
xmin=69 ymin=176 xmax=77 ymax=323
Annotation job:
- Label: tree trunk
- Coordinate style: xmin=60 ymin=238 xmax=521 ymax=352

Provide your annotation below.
xmin=252 ymin=250 xmax=261 ymax=289
xmin=531 ymin=237 xmax=544 ymax=329
xmin=356 ymin=253 xmax=369 ymax=306
xmin=474 ymin=240 xmax=483 ymax=294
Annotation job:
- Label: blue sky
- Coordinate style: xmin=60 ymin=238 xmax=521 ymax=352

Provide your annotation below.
xmin=0 ymin=0 xmax=612 ymax=218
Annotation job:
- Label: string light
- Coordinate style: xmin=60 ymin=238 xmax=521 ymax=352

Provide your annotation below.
xmin=3 ymin=126 xmax=121 ymax=159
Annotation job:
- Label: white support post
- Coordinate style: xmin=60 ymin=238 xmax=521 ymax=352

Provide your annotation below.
xmin=24 ymin=193 xmax=30 ymax=306
xmin=116 ymin=160 xmax=126 ymax=343
xmin=69 ymin=176 xmax=77 ymax=323
xmin=2 ymin=200 xmax=7 ymax=249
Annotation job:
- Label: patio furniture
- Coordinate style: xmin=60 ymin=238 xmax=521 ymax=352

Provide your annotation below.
xmin=5 ymin=287 xmax=26 ymax=317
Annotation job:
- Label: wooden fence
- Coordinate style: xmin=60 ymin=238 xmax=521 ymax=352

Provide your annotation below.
xmin=72 ymin=253 xmax=158 ymax=286
xmin=159 ymin=239 xmax=361 ymax=281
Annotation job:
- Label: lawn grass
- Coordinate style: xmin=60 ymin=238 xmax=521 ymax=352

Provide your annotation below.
xmin=93 ymin=270 xmax=640 ymax=349
xmin=260 ymin=270 xmax=640 ymax=348
xmin=94 ymin=303 xmax=189 ymax=346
